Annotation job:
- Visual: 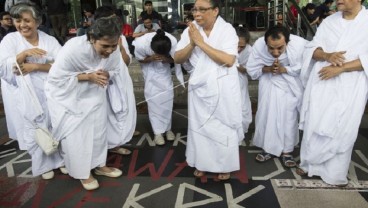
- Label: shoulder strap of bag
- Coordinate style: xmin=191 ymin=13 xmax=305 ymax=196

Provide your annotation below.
xmin=14 ymin=60 xmax=44 ymax=123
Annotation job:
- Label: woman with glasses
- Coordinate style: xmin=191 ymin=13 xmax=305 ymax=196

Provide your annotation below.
xmin=174 ymin=0 xmax=243 ymax=180
xmin=0 ymin=2 xmax=65 ymax=179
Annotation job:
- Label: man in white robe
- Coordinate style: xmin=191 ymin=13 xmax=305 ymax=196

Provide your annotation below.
xmin=298 ymin=4 xmax=368 ymax=186
xmin=133 ymin=30 xmax=184 ymax=145
xmin=246 ymin=26 xmax=306 ymax=167
xmin=106 ymin=38 xmax=136 ymax=154
xmin=174 ymin=0 xmax=243 ymax=180
xmin=0 ymin=30 xmax=64 ymax=177
xmin=235 ymin=27 xmax=252 ymax=135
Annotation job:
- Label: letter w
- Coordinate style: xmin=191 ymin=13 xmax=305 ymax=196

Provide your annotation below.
xmin=127 ymin=149 xmax=174 ymax=180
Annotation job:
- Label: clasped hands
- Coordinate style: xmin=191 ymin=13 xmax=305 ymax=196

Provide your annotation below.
xmin=146 ymin=54 xmax=172 ymax=63
xmin=188 ymin=23 xmax=204 ymax=47
xmin=263 ymin=59 xmax=286 ymax=75
xmin=89 ymin=69 xmax=110 ymax=87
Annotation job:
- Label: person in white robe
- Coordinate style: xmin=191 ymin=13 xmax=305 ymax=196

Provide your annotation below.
xmin=133 ymin=29 xmax=184 ymax=145
xmin=297 ymin=1 xmax=368 ymax=186
xmin=235 ymin=27 xmax=252 ymax=135
xmin=93 ymin=6 xmax=136 ymax=156
xmin=45 ymin=16 xmax=124 ymax=191
xmin=246 ymin=26 xmax=306 ymax=168
xmin=0 ymin=3 xmax=65 ymax=179
xmin=174 ymin=0 xmax=243 ymax=180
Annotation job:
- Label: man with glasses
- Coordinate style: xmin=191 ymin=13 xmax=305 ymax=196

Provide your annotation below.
xmin=246 ymin=26 xmax=306 ymax=168
xmin=0 ymin=11 xmax=15 ymax=42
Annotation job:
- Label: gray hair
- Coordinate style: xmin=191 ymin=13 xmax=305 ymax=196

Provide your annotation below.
xmin=9 ymin=2 xmax=42 ymax=24
xmin=87 ymin=16 xmax=122 ymax=41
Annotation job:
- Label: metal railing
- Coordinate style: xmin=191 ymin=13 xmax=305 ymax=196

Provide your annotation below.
xmin=266 ymin=0 xmax=316 ymax=40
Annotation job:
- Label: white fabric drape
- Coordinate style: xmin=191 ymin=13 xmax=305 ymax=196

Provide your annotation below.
xmin=0 ymin=31 xmax=63 ymax=176
xmin=45 ymin=35 xmax=122 ymax=179
xmin=246 ymin=35 xmax=306 ymax=156
xmin=299 ymin=7 xmax=368 ymax=185
xmin=133 ymin=32 xmax=184 ymax=134
xmin=176 ymin=17 xmax=243 ymax=172
xmin=237 ymin=44 xmax=253 ymax=134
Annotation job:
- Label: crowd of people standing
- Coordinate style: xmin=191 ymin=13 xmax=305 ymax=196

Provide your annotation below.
xmin=0 ymin=0 xmax=368 ymax=191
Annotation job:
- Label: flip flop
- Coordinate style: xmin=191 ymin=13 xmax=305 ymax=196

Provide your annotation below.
xmin=255 ymin=152 xmax=273 ymax=163
xmin=281 ymin=154 xmax=296 ymax=168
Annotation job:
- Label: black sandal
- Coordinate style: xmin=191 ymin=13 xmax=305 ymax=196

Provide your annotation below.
xmin=255 ymin=152 xmax=274 ymax=163
xmin=280 ymin=154 xmax=296 ymax=168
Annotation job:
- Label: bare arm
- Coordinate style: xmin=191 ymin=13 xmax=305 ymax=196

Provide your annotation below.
xmin=196 ymin=40 xmax=236 ymax=67
xmin=319 ymin=59 xmax=363 ymax=80
xmin=119 ymin=37 xmax=131 ymax=65
xmin=313 ymin=47 xmax=346 ymax=66
xmin=174 ymin=43 xmax=195 ymax=64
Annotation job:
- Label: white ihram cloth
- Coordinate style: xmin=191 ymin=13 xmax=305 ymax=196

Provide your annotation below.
xmin=45 ymin=35 xmax=121 ymax=179
xmin=176 ymin=17 xmax=243 ymax=172
xmin=133 ymin=32 xmax=184 ymax=134
xmin=105 ymin=34 xmax=136 ymax=149
xmin=237 ymin=44 xmax=253 ymax=134
xmin=299 ymin=7 xmax=368 ymax=185
xmin=106 ymin=57 xmax=136 ymax=149
xmin=246 ymin=35 xmax=306 ymax=157
xmin=0 ymin=31 xmax=63 ymax=176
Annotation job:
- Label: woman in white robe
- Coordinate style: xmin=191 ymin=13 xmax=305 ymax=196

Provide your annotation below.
xmin=93 ymin=5 xmax=137 ymax=156
xmin=45 ymin=16 xmax=124 ymax=190
xmin=246 ymin=27 xmax=306 ymax=168
xmin=133 ymin=29 xmax=184 ymax=146
xmin=174 ymin=0 xmax=243 ymax=180
xmin=298 ymin=1 xmax=368 ymax=186
xmin=0 ymin=3 xmax=65 ymax=179
xmin=235 ymin=27 xmax=252 ymax=135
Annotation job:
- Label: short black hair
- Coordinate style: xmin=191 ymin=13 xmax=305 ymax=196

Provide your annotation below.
xmin=305 ymin=3 xmax=316 ymax=10
xmin=94 ymin=5 xmax=115 ymax=20
xmin=324 ymin=0 xmax=333 ymax=5
xmin=151 ymin=29 xmax=171 ymax=55
xmin=264 ymin=26 xmax=290 ymax=44
xmin=0 ymin=11 xmax=10 ymax=20
xmin=142 ymin=15 xmax=152 ymax=21
xmin=235 ymin=27 xmax=250 ymax=44
xmin=144 ymin=1 xmax=153 ymax=5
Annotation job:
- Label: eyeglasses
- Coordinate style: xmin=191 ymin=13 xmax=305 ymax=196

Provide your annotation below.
xmin=2 ymin=18 xmax=12 ymax=21
xmin=191 ymin=7 xmax=213 ymax=14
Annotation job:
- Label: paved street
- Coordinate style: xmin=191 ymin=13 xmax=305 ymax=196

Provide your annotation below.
xmin=0 ymin=59 xmax=368 ymax=207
